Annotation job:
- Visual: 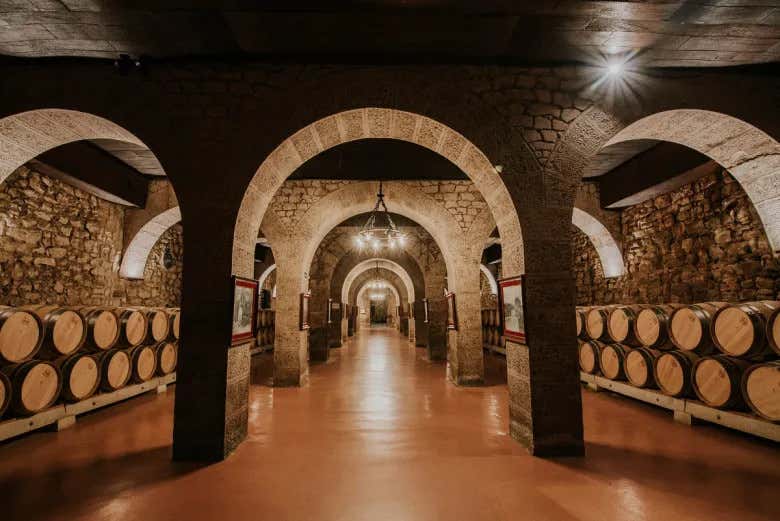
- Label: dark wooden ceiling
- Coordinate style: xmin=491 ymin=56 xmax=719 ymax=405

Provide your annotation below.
xmin=1 ymin=1 xmax=779 ymax=67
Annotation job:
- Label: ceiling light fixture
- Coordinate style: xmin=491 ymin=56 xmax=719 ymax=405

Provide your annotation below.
xmin=356 ymin=181 xmax=405 ymax=251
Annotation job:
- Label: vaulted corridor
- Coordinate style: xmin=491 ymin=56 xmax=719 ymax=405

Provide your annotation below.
xmin=0 ymin=329 xmax=777 ymax=521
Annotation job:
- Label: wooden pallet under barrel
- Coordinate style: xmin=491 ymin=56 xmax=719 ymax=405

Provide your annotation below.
xmin=0 ymin=373 xmax=176 ymax=442
xmin=580 ymin=372 xmax=779 ymax=443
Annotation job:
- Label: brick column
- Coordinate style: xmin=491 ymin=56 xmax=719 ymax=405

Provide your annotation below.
xmin=172 ymin=211 xmax=249 ymax=462
xmin=446 ymin=261 xmax=484 ymax=385
xmin=506 ymin=207 xmax=584 ymax=457
xmin=272 ymin=257 xmax=309 ymax=386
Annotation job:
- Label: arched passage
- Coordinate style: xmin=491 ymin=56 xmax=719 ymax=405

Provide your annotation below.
xmin=571 ymin=207 xmax=625 ymax=278
xmin=561 ymin=109 xmax=780 ymax=252
xmin=232 ymin=108 xmax=523 ymax=279
xmin=0 ymin=109 xmax=165 ymax=185
xmin=120 ymin=207 xmax=182 ymax=279
xmin=342 ymin=258 xmax=416 ymax=305
xmin=480 ymin=264 xmax=498 ymax=295
xmin=257 ymin=263 xmax=276 ymax=292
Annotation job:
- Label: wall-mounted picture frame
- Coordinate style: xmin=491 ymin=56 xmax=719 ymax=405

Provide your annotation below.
xmin=499 ymin=275 xmax=526 ymax=344
xmin=446 ymin=292 xmax=458 ymax=330
xmin=231 ymin=275 xmax=258 ymax=346
xmin=328 ymin=299 xmax=340 ymax=324
xmin=423 ymin=298 xmax=429 ymax=323
xmin=300 ymin=291 xmax=311 ymax=330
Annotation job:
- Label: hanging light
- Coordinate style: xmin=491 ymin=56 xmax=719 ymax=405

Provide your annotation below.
xmin=356 ymin=181 xmax=405 ymax=251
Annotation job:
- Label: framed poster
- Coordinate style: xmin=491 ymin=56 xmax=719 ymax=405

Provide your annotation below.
xmin=446 ymin=292 xmax=458 ymax=330
xmin=328 ymin=299 xmax=340 ymax=324
xmin=423 ymin=298 xmax=429 ymax=323
xmin=300 ymin=291 xmax=311 ymax=330
xmin=499 ymin=275 xmax=526 ymax=344
xmin=231 ymin=275 xmax=258 ymax=346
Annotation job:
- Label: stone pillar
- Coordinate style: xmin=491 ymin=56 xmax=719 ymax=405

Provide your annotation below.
xmin=427 ymin=297 xmax=448 ymax=360
xmin=507 ymin=207 xmax=584 ymax=457
xmin=309 ymin=327 xmax=329 ymax=361
xmin=414 ymin=300 xmax=428 ymax=347
xmin=272 ymin=260 xmax=309 ymax=386
xmin=445 ymin=262 xmax=484 ymax=385
xmin=172 ymin=212 xmax=249 ymax=462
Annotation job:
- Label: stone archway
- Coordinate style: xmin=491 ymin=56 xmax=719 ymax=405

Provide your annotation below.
xmin=260 ymin=180 xmax=486 ymax=386
xmin=342 ymin=259 xmax=416 ymax=305
xmin=0 ymin=109 xmax=165 ymax=185
xmin=552 ymin=108 xmax=780 ymax=251
xmin=480 ymin=264 xmax=498 ymax=295
xmin=571 ymin=207 xmax=625 ymax=278
xmin=120 ymin=207 xmax=182 ymax=279
xmin=232 ymin=108 xmax=523 ymax=280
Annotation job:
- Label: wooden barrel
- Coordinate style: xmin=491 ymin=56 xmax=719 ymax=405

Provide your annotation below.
xmin=141 ymin=308 xmax=170 ymax=344
xmin=711 ymin=301 xmax=780 ymax=360
xmin=625 ymin=347 xmax=662 ymax=388
xmin=742 ymin=361 xmax=780 ymax=422
xmin=78 ymin=306 xmax=120 ymax=351
xmin=127 ymin=344 xmax=157 ymax=383
xmin=0 ymin=306 xmax=44 ymax=364
xmin=575 ymin=308 xmax=588 ymax=339
xmin=114 ymin=308 xmax=148 ymax=348
xmin=585 ymin=307 xmax=611 ymax=341
xmin=600 ymin=343 xmax=632 ymax=381
xmin=634 ymin=305 xmax=681 ymax=350
xmin=22 ymin=305 xmax=86 ymax=358
xmin=167 ymin=308 xmax=180 ymax=340
xmin=0 ymin=370 xmax=11 ymax=417
xmin=97 ymin=349 xmax=131 ymax=392
xmin=156 ymin=342 xmax=177 ymax=375
xmin=56 ymin=353 xmax=100 ymax=403
xmin=654 ymin=350 xmax=699 ymax=397
xmin=1 ymin=360 xmax=61 ymax=416
xmin=692 ymin=355 xmax=750 ymax=409
xmin=765 ymin=307 xmax=780 ymax=357
xmin=607 ymin=305 xmax=642 ymax=345
xmin=578 ymin=340 xmax=604 ymax=375
xmin=670 ymin=302 xmax=727 ymax=355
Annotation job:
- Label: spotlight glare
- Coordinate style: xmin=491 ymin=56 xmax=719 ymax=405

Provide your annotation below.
xmin=605 ymin=61 xmax=624 ymax=78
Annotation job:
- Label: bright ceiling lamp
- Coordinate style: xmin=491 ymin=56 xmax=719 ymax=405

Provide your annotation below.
xmin=355 ymin=181 xmax=406 ymax=251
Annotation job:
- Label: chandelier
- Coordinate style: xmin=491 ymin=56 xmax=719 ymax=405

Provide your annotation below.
xmin=356 ymin=181 xmax=405 ymax=251
xmin=368 ymin=261 xmax=387 ymax=299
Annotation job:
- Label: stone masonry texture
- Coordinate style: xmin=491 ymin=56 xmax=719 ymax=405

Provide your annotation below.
xmin=0 ymin=164 xmax=182 ymax=307
xmin=573 ymin=167 xmax=777 ymax=305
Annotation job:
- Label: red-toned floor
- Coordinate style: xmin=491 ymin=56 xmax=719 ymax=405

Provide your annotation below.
xmin=0 ymin=327 xmax=777 ymax=521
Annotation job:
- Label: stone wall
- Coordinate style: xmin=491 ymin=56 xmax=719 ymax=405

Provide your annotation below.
xmin=572 ymin=167 xmax=779 ymax=305
xmin=0 ymin=164 xmax=182 ymax=307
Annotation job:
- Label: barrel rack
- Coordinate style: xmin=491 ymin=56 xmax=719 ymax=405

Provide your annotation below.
xmin=0 ymin=373 xmax=176 ymax=443
xmin=580 ymin=371 xmax=779 ymax=443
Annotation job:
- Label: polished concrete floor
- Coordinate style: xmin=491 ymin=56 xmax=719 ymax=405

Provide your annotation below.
xmin=0 ymin=326 xmax=778 ymax=521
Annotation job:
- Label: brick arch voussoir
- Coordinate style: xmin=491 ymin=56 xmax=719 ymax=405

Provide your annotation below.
xmin=233 ymin=108 xmax=525 ymax=280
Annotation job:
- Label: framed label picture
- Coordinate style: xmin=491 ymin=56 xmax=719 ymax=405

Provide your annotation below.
xmin=423 ymin=298 xmax=429 ymax=323
xmin=499 ymin=275 xmax=526 ymax=344
xmin=446 ymin=292 xmax=458 ymax=330
xmin=300 ymin=291 xmax=311 ymax=330
xmin=328 ymin=299 xmax=340 ymax=324
xmin=231 ymin=275 xmax=258 ymax=346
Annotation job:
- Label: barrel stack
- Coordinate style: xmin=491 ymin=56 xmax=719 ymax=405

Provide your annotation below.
xmin=0 ymin=304 xmax=179 ymax=420
xmin=481 ymin=308 xmax=502 ymax=350
xmin=575 ymin=301 xmax=780 ymax=423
